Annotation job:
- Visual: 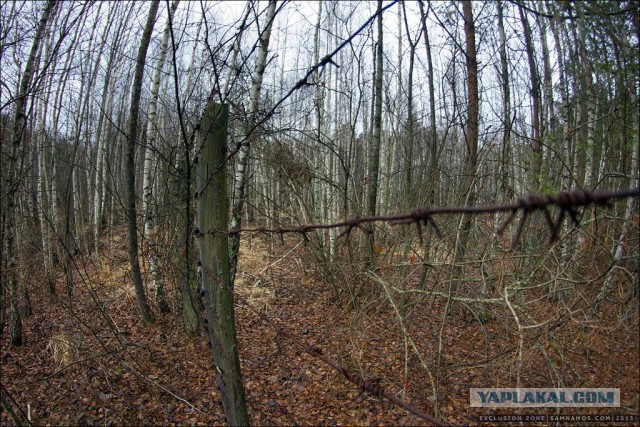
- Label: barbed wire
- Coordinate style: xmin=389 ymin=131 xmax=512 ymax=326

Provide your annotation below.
xmin=198 ymin=263 xmax=445 ymax=425
xmin=196 ymin=187 xmax=640 ymax=249
xmin=195 ymin=187 xmax=638 ymax=425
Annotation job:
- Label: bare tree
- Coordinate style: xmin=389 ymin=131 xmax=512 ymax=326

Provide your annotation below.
xmin=125 ymin=0 xmax=160 ymax=324
xmin=518 ymin=4 xmax=543 ymax=189
xmin=367 ymin=0 xmax=384 ymax=266
xmin=142 ymin=0 xmax=179 ymax=314
xmin=3 ymin=0 xmax=57 ymax=344
xmin=229 ymin=0 xmax=277 ymax=283
xmin=455 ymin=0 xmax=479 ymax=261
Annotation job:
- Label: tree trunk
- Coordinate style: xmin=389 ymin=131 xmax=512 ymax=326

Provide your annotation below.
xmin=497 ymin=0 xmax=512 ymax=200
xmin=143 ymin=0 xmax=179 ymax=315
xmin=4 ymin=0 xmax=56 ymax=346
xmin=125 ymin=0 xmax=159 ymax=325
xmin=229 ymin=0 xmax=277 ymax=283
xmin=93 ymin=4 xmax=129 ymax=257
xmin=197 ymin=102 xmax=249 ymax=426
xmin=518 ymin=4 xmax=542 ymax=190
xmin=36 ymin=51 xmax=55 ymax=293
xmin=575 ymin=6 xmax=598 ymax=190
xmin=456 ymin=0 xmax=479 ymax=262
xmin=417 ymin=0 xmax=438 ymax=289
xmin=367 ymin=0 xmax=384 ymax=266
xmin=593 ymin=90 xmax=639 ymax=312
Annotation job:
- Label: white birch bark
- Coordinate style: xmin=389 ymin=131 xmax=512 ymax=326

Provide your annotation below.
xmin=91 ymin=4 xmax=123 ymax=256
xmin=36 ymin=25 xmax=56 ymax=293
xmin=142 ymin=0 xmax=179 ymax=314
xmin=5 ymin=0 xmax=57 ymax=345
xmin=229 ymin=0 xmax=277 ymax=280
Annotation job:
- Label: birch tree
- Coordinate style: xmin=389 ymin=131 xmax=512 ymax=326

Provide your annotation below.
xmin=36 ymin=21 xmax=57 ymax=294
xmin=4 ymin=0 xmax=56 ymax=345
xmin=229 ymin=0 xmax=277 ymax=282
xmin=142 ymin=0 xmax=180 ymax=314
xmin=93 ymin=3 xmax=132 ymax=257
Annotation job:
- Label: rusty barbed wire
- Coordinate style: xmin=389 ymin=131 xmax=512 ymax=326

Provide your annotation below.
xmin=195 ymin=187 xmax=638 ymax=424
xmin=198 ymin=264 xmax=445 ymax=425
xmin=198 ymin=187 xmax=639 ymax=249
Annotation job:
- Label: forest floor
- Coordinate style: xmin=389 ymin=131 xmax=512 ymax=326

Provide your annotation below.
xmin=1 ymin=230 xmax=639 ymax=426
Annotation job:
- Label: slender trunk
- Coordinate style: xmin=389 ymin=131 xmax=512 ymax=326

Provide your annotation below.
xmin=593 ymin=100 xmax=638 ymax=313
xmin=536 ymin=8 xmax=553 ymax=178
xmin=518 ymin=5 xmax=542 ymax=190
xmin=402 ymin=3 xmax=415 ymax=213
xmin=36 ymin=54 xmax=55 ymax=293
xmin=313 ymin=1 xmax=326 ymax=251
xmin=497 ymin=0 xmax=512 ymax=200
xmin=172 ymin=15 xmax=202 ymax=337
xmin=418 ymin=0 xmax=438 ymax=288
xmin=367 ymin=0 xmax=384 ymax=266
xmin=456 ymin=1 xmax=479 ymax=262
xmin=93 ymin=5 xmax=128 ymax=256
xmin=143 ymin=0 xmax=179 ymax=314
xmin=126 ymin=0 xmax=160 ymax=324
xmin=576 ymin=6 xmax=598 ymax=190
xmin=4 ymin=0 xmax=56 ymax=346
xmin=229 ymin=0 xmax=277 ymax=283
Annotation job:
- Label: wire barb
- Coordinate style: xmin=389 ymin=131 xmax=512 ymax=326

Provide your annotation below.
xmin=225 ymin=187 xmax=638 ymax=249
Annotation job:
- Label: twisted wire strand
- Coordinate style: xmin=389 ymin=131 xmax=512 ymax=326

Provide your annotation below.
xmin=198 ymin=187 xmax=639 ymax=249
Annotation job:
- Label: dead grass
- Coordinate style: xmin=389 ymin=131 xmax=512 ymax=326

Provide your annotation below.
xmin=45 ymin=331 xmax=84 ymax=368
xmin=236 ymin=240 xmax=277 ymax=311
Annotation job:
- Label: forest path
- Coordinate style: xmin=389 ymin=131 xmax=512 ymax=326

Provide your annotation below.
xmin=1 ymin=231 xmax=434 ymax=426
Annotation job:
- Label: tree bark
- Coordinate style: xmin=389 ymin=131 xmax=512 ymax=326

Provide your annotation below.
xmin=143 ymin=0 xmax=179 ymax=315
xmin=497 ymin=0 xmax=512 ymax=200
xmin=518 ymin=4 xmax=542 ymax=190
xmin=229 ymin=0 xmax=277 ymax=283
xmin=575 ymin=5 xmax=598 ymax=190
xmin=4 ymin=0 xmax=56 ymax=345
xmin=456 ymin=0 xmax=479 ymax=262
xmin=367 ymin=0 xmax=384 ymax=266
xmin=125 ymin=0 xmax=159 ymax=325
xmin=171 ymin=8 xmax=203 ymax=338
xmin=417 ymin=0 xmax=438 ymax=288
xmin=93 ymin=3 xmax=129 ymax=257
